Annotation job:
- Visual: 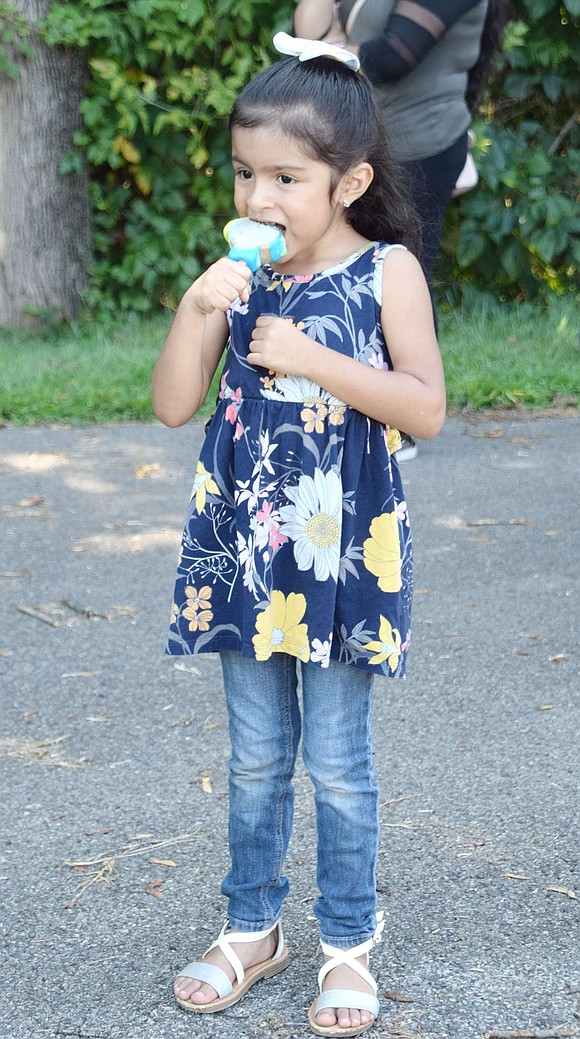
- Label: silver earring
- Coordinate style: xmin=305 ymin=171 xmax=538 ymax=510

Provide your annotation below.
xmin=343 ymin=199 xmax=351 ymax=208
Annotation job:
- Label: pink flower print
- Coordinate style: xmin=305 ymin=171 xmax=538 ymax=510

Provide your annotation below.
xmin=225 ymin=385 xmax=243 ymax=425
xmin=257 ymin=500 xmax=274 ymax=524
xmin=269 ymin=523 xmax=288 ymax=550
xmin=256 ymin=499 xmax=288 ymax=552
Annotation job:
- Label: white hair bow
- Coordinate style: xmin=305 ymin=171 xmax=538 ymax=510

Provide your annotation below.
xmin=273 ymin=31 xmax=360 ymax=72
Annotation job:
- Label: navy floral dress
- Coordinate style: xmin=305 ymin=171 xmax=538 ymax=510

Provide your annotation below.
xmin=166 ymin=242 xmax=413 ymax=677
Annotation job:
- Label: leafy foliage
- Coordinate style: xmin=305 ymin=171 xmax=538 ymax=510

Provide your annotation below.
xmin=0 ymin=1 xmax=34 ymax=78
xmin=3 ymin=0 xmax=578 ymax=311
xmin=442 ymin=0 xmax=579 ymax=302
xmin=42 ymin=0 xmax=294 ymax=315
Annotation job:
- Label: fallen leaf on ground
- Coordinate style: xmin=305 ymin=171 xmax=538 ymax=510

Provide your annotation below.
xmin=384 ymin=990 xmax=414 ymax=1002
xmin=17 ymin=496 xmax=45 ymax=507
xmin=543 ymin=885 xmax=577 ymax=899
xmin=85 ymin=827 xmax=115 ymax=837
xmin=504 ymin=872 xmax=531 ymax=881
xmin=135 ymin=463 xmax=160 ymax=479
xmin=538 ymin=704 xmax=555 ymax=711
xmin=149 ymin=858 xmax=176 ymax=867
xmin=202 ymin=776 xmax=213 ymax=793
xmin=549 ymin=654 xmax=568 ymax=662
xmin=146 ymin=879 xmax=165 ymax=899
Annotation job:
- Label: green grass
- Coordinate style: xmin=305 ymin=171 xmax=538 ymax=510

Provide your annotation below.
xmin=440 ymin=298 xmax=579 ymax=410
xmin=0 ymin=300 xmax=578 ymax=425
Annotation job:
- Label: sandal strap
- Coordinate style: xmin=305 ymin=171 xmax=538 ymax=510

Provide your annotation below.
xmin=318 ymin=938 xmax=377 ymax=995
xmin=177 ymin=960 xmax=233 ymax=999
xmin=314 ymin=989 xmax=380 ymax=1018
xmin=207 ymin=918 xmax=284 ymax=986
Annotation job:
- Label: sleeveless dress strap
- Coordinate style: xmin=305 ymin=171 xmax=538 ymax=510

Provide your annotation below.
xmin=372 ymin=243 xmax=407 ymax=306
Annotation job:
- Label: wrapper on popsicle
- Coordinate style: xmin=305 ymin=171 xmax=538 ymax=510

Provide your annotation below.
xmin=223 ymin=218 xmax=287 ymax=272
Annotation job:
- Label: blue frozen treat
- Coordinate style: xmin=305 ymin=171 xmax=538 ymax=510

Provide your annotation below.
xmin=223 ymin=218 xmax=287 ymax=272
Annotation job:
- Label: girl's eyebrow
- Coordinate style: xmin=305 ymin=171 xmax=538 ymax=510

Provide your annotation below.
xmin=231 ymin=155 xmax=307 ymax=173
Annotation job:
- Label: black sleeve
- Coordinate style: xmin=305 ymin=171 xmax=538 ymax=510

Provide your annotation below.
xmin=359 ymin=0 xmax=484 ymax=85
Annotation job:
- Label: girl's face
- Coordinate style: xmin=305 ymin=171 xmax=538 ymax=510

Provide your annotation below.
xmin=231 ymin=125 xmax=362 ymax=272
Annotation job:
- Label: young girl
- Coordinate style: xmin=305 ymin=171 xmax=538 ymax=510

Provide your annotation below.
xmin=153 ymin=34 xmax=445 ymax=1038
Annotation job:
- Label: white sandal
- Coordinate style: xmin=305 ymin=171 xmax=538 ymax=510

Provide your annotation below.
xmin=308 ymin=913 xmax=384 ymax=1037
xmin=174 ymin=918 xmax=289 ymax=1013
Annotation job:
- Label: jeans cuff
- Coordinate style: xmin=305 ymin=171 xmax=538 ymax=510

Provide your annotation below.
xmin=227 ymin=914 xmax=280 ymax=933
xmin=319 ymin=930 xmax=376 ymax=949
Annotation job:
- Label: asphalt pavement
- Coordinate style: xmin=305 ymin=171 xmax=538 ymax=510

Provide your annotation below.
xmin=1 ymin=413 xmax=578 ymax=1039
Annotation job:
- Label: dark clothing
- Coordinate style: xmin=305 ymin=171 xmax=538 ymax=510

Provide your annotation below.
xmin=404 ymin=130 xmax=468 ymax=289
xmin=339 ymin=0 xmax=488 ymax=160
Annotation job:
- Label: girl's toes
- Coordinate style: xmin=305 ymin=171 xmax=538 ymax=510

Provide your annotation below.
xmin=187 ymin=982 xmax=217 ymax=1005
xmin=338 ymin=1008 xmax=355 ymax=1028
xmin=316 ymin=1009 xmax=338 ymax=1027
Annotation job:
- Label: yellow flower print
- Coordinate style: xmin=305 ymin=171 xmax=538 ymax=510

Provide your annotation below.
xmin=253 ymin=590 xmax=310 ymax=662
xmin=190 ymin=461 xmax=220 ymax=514
xmin=363 ymin=616 xmax=402 ymax=671
xmin=183 ymin=585 xmax=213 ymax=632
xmin=386 ymin=425 xmax=402 ymax=455
xmin=170 ymin=602 xmax=179 ymax=625
xmin=301 ymin=396 xmax=328 ymax=434
xmin=328 ymin=404 xmax=346 ymax=427
xmin=363 ymin=511 xmax=402 ymax=592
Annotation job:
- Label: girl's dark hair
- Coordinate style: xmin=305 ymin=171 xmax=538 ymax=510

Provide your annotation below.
xmin=466 ymin=0 xmax=509 ymax=114
xmin=230 ymin=57 xmax=421 ymax=256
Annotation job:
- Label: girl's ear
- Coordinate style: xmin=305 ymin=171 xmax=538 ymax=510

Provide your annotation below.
xmin=339 ymin=162 xmax=374 ymax=208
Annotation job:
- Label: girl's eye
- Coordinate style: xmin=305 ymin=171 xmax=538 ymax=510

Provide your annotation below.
xmin=278 ymin=174 xmax=294 ymax=185
xmin=235 ymin=169 xmax=253 ymax=181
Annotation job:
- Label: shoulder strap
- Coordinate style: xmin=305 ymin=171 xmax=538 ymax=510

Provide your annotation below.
xmin=373 ymin=243 xmax=407 ymax=305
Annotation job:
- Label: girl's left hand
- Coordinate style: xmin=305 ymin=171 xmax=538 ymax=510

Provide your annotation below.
xmin=248 ymin=315 xmax=314 ymax=376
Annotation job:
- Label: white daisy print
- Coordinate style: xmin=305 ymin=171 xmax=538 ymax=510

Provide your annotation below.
xmin=279 ymin=468 xmax=342 ymax=582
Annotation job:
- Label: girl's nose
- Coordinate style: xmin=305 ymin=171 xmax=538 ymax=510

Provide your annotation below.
xmin=247 ymin=179 xmax=274 ymax=215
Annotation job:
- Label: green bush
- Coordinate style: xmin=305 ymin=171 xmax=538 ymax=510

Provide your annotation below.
xmin=3 ymin=0 xmax=578 ymax=312
xmin=442 ymin=0 xmax=579 ymax=303
xmin=42 ymin=0 xmax=294 ymax=316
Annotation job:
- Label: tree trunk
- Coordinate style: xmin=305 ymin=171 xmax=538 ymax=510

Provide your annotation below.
xmin=0 ymin=0 xmax=91 ymax=326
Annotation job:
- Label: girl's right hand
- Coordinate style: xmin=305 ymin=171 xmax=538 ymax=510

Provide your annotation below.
xmin=187 ymin=257 xmax=252 ymax=315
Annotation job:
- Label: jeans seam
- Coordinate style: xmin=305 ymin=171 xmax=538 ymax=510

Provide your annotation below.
xmin=260 ymin=654 xmax=295 ymax=921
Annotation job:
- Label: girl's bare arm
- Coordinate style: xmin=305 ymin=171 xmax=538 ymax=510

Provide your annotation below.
xmin=152 ymin=258 xmax=251 ymax=427
xmin=248 ymin=250 xmax=446 ymax=438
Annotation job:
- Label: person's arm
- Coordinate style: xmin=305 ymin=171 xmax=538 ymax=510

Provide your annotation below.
xmin=247 ymin=249 xmax=445 ymax=439
xmin=152 ymin=258 xmax=251 ymax=427
xmin=358 ymin=0 xmax=483 ymax=85
xmin=293 ymin=0 xmax=337 ymax=40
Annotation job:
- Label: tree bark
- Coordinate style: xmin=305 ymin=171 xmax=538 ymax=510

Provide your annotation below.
xmin=0 ymin=0 xmax=91 ymax=326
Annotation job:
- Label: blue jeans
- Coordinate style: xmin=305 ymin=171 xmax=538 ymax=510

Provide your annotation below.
xmin=219 ymin=651 xmax=379 ymax=948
